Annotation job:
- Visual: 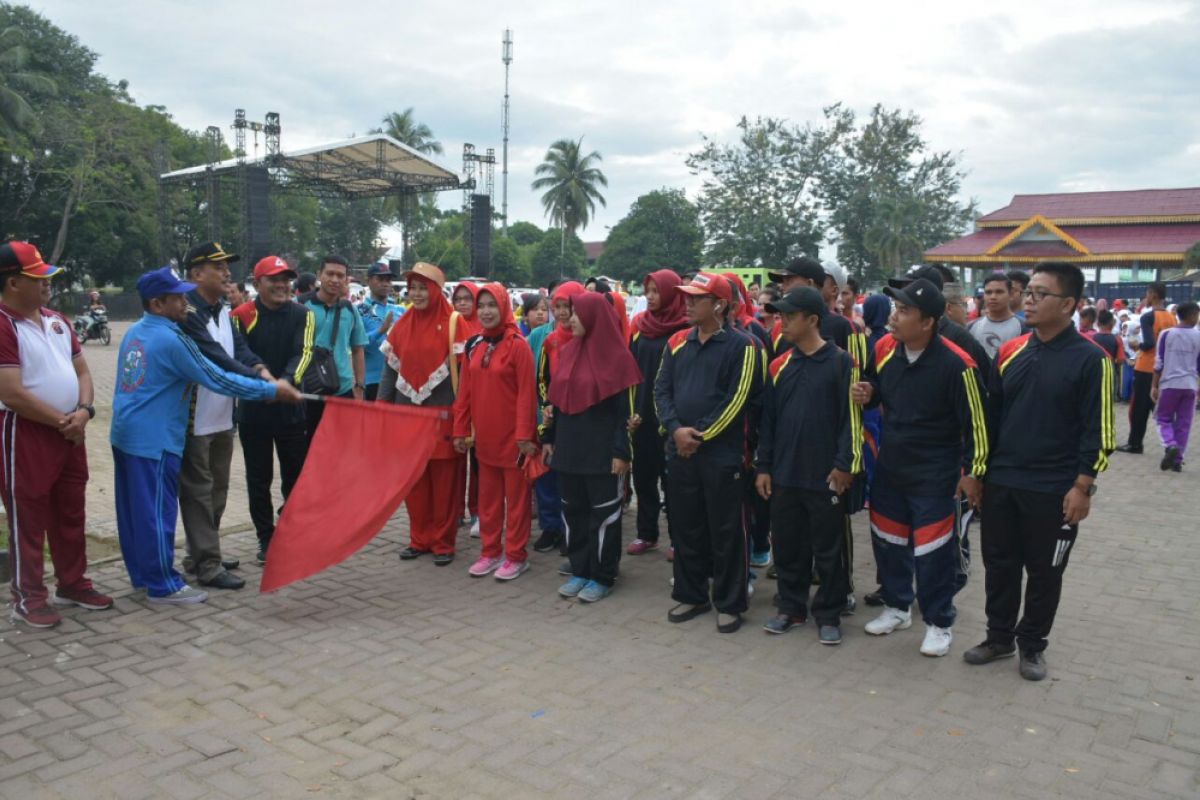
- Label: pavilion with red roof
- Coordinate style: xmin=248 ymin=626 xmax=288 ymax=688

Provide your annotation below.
xmin=925 ymin=187 xmax=1200 ymax=284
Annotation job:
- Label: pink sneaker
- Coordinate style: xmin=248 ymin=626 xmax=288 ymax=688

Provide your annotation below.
xmin=468 ymin=556 xmax=502 ymax=577
xmin=626 ymin=539 xmax=658 ymax=556
xmin=494 ymin=560 xmax=529 ymax=581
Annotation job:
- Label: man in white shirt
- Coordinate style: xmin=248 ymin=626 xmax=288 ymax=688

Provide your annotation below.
xmin=0 ymin=241 xmax=112 ymax=628
xmin=178 ymin=243 xmax=271 ymax=590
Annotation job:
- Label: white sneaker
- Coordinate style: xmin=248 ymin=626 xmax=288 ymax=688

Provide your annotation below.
xmin=864 ymin=606 xmax=912 ymax=636
xmin=470 ymin=518 xmax=480 ymax=538
xmin=147 ymin=585 xmax=208 ymax=605
xmin=920 ymin=624 xmax=953 ymax=657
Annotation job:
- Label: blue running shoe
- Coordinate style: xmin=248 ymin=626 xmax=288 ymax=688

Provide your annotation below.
xmin=558 ymin=576 xmax=588 ymax=598
xmin=577 ymin=580 xmax=613 ymax=603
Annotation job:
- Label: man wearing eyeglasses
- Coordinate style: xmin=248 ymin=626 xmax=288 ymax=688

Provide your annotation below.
xmin=965 ymin=261 xmax=1115 ymax=681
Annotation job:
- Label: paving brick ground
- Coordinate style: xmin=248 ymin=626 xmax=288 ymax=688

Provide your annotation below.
xmin=1 ymin=323 xmax=1198 ymax=798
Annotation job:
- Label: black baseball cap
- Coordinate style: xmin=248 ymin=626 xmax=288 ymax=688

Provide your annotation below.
xmin=184 ymin=242 xmax=241 ymax=266
xmin=764 ymin=286 xmax=827 ymax=318
xmin=366 ymin=262 xmax=394 ymax=278
xmin=887 ymin=265 xmax=944 ymax=291
xmin=884 ymin=278 xmax=945 ymax=319
xmin=768 ymin=256 xmax=826 ymax=285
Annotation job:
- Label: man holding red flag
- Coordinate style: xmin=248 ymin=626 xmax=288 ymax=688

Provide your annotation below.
xmin=454 ymin=284 xmax=539 ymax=581
xmin=380 ymin=263 xmax=470 ymax=567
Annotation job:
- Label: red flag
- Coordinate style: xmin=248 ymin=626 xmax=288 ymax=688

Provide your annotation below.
xmin=260 ymin=398 xmax=444 ymax=592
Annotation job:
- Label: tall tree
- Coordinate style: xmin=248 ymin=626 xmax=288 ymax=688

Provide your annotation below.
xmin=819 ymin=104 xmax=976 ymax=283
xmin=0 ymin=24 xmax=56 ymax=148
xmin=373 ymin=107 xmax=443 ymax=263
xmin=686 ymin=109 xmax=854 ymax=268
xmin=531 ymin=137 xmax=607 ymax=248
xmin=596 ymin=188 xmax=703 ymax=284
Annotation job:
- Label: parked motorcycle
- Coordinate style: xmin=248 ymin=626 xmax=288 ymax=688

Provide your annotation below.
xmin=74 ymin=309 xmax=111 ymax=345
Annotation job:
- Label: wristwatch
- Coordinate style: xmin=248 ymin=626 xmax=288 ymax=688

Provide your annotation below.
xmin=353 ymin=382 xmax=366 ymax=391
xmin=1074 ymin=482 xmax=1097 ymax=497
xmin=76 ymin=403 xmax=95 ymax=419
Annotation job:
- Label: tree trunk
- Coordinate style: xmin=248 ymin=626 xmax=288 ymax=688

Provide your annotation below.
xmin=50 ymin=176 xmax=80 ymax=265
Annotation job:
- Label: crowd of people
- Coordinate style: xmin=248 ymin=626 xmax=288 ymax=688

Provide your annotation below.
xmin=5 ymin=237 xmax=1199 ymax=684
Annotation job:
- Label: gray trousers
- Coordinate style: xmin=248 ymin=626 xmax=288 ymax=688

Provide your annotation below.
xmin=178 ymin=428 xmax=235 ymax=581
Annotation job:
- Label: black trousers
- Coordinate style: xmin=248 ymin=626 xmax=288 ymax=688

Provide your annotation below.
xmin=239 ymin=422 xmax=309 ymax=548
xmin=668 ymin=455 xmax=748 ymax=614
xmin=1128 ymin=370 xmax=1155 ymax=448
xmin=743 ymin=468 xmax=772 ymax=554
xmin=631 ymin=425 xmax=670 ymax=543
xmin=980 ymin=482 xmax=1078 ymax=654
xmin=304 ymin=391 xmax=353 ymax=447
xmin=772 ymin=486 xmax=851 ymax=625
xmin=560 ymin=473 xmax=624 ymax=587
xmin=364 ymin=383 xmax=379 ymax=402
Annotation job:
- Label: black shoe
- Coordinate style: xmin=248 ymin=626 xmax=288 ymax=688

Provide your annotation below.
xmin=1019 ymin=649 xmax=1047 ymax=681
xmin=432 ymin=553 xmax=454 ymax=566
xmin=532 ymin=530 xmax=561 ymax=553
xmin=399 ymin=546 xmax=429 ymax=560
xmin=223 ymin=559 xmax=240 ymax=571
xmin=716 ymin=613 xmax=742 ymax=633
xmin=842 ymin=595 xmax=857 ymax=617
xmin=762 ymin=611 xmax=807 ymax=634
xmin=184 ymin=558 xmax=239 ymax=575
xmin=558 ymin=559 xmax=572 ymax=576
xmin=256 ymin=548 xmax=267 ymax=565
xmin=1172 ymin=463 xmax=1183 ymax=472
xmin=864 ymin=589 xmax=885 ymax=607
xmin=963 ymin=640 xmax=1016 ymax=665
xmin=1116 ymin=443 xmax=1143 ymax=454
xmin=818 ymin=624 xmax=843 ymax=645
xmin=766 ymin=564 xmax=777 ymax=580
xmin=1161 ymin=445 xmax=1180 ymax=471
xmin=200 ymin=571 xmax=245 ymax=590
xmin=668 ymin=602 xmax=712 ymax=623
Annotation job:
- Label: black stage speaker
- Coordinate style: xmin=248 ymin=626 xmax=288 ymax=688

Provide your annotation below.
xmin=470 ymin=194 xmax=491 ymax=277
xmin=245 ymin=166 xmax=272 ymax=267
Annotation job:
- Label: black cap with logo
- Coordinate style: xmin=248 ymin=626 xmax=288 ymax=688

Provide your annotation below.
xmin=764 ymin=286 xmax=827 ymax=318
xmin=883 ymin=278 xmax=945 ymax=319
xmin=768 ymin=256 xmax=826 ymax=285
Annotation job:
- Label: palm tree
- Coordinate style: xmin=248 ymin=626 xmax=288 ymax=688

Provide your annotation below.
xmin=372 ymin=108 xmax=443 ymax=262
xmin=532 ymin=138 xmax=607 ymax=251
xmin=376 ymin=108 xmax=443 ymax=156
xmin=0 ymin=26 xmax=57 ymax=145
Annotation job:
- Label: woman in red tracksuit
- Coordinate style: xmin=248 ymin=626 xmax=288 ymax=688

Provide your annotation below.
xmin=380 ymin=262 xmax=471 ymax=566
xmin=453 ymin=284 xmax=539 ymax=581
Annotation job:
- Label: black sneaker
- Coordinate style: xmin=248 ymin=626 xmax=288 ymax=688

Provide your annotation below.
xmin=558 ymin=559 xmax=572 ymax=576
xmin=1116 ymin=443 xmax=1143 ymax=454
xmin=432 ymin=552 xmax=454 ymax=566
xmin=1019 ymin=649 xmax=1047 ymax=681
xmin=963 ymin=640 xmax=1016 ymax=665
xmin=1162 ymin=445 xmax=1180 ymax=471
xmin=818 ymin=624 xmax=843 ymax=645
xmin=532 ymin=530 xmax=561 ymax=553
xmin=200 ymin=571 xmax=245 ymax=590
xmin=766 ymin=564 xmax=777 ymax=580
xmin=399 ymin=546 xmax=429 ymax=560
xmin=864 ymin=588 xmax=885 ymax=607
xmin=256 ymin=547 xmax=267 ymax=565
xmin=1172 ymin=463 xmax=1183 ymax=472
xmin=762 ymin=611 xmax=807 ymax=634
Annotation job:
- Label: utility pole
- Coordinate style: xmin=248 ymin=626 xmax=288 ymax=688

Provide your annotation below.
xmin=501 ymin=29 xmax=513 ymax=237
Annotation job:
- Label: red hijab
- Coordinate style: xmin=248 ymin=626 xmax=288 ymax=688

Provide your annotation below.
xmin=385 ymin=272 xmax=469 ymax=399
xmin=635 ymin=269 xmax=689 ymax=338
xmin=474 ymin=283 xmax=521 ymax=342
xmin=724 ymin=273 xmax=757 ymax=328
xmin=454 ymin=281 xmax=483 ymax=336
xmin=544 ymin=281 xmax=587 ymax=359
xmin=549 ymin=292 xmax=643 ymax=415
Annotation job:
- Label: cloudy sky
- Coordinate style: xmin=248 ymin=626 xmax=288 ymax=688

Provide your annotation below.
xmin=31 ymin=0 xmax=1200 ymax=249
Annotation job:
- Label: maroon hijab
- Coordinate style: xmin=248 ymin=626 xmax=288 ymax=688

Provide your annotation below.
xmin=635 ymin=269 xmax=689 ymax=339
xmin=549 ymin=292 xmax=643 ymax=415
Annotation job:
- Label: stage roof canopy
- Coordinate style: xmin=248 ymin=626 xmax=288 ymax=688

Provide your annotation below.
xmin=159 ymin=134 xmax=463 ymax=198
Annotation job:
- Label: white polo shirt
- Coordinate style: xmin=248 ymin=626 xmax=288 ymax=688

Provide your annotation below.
xmin=0 ymin=304 xmax=81 ymax=415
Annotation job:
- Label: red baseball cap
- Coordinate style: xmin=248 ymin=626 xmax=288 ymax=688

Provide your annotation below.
xmin=677 ymin=272 xmax=733 ymax=303
xmin=253 ymin=255 xmax=296 ymax=280
xmin=0 ymin=241 xmax=62 ymax=279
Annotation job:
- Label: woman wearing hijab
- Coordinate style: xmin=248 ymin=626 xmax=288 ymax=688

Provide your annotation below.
xmin=544 ymin=292 xmax=642 ymax=602
xmin=379 ymin=263 xmax=472 ymax=566
xmin=453 ymin=284 xmax=539 ymax=581
xmin=627 ymin=270 xmax=689 ymax=556
xmin=451 ymin=281 xmax=484 ymax=532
